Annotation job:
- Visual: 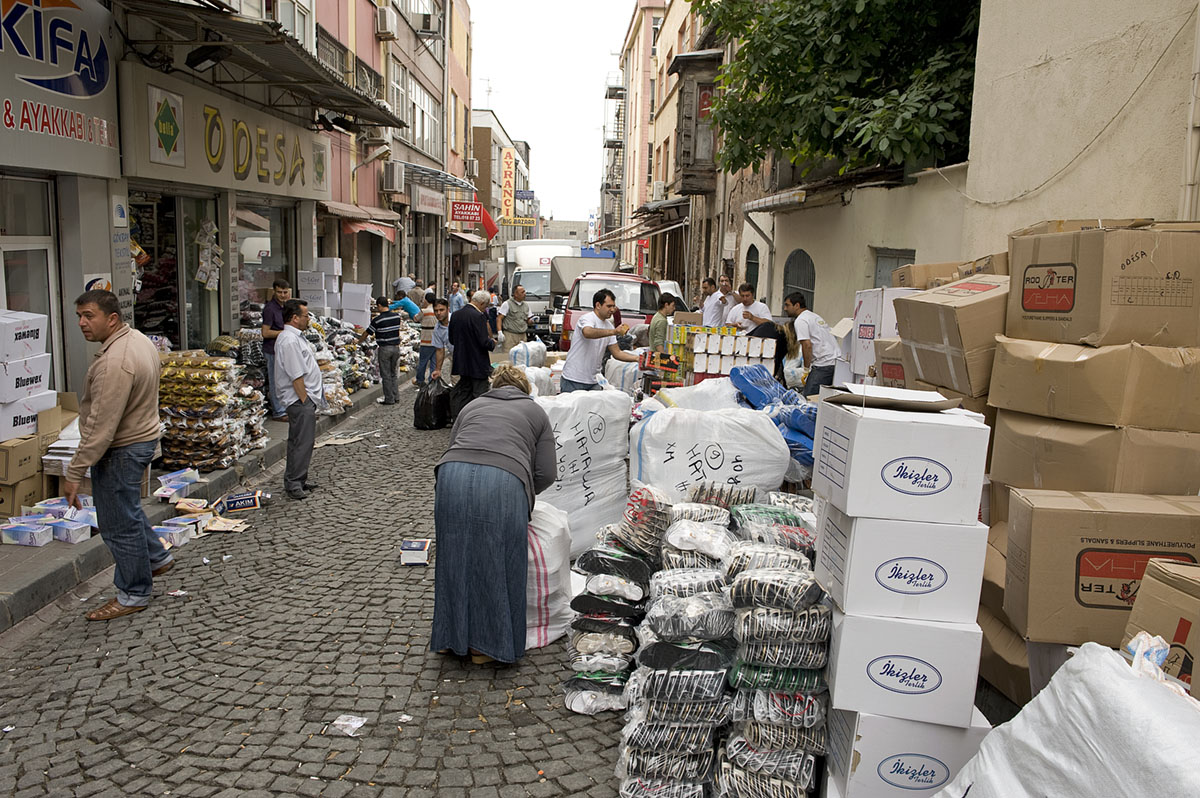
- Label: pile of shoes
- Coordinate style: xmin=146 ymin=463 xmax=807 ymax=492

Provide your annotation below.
xmin=158 ymin=351 xmax=266 ymax=471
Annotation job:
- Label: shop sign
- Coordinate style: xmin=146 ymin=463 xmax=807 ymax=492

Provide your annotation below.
xmin=0 ymin=0 xmax=121 ymax=178
xmin=450 ymin=201 xmax=482 ymax=222
xmin=515 ymin=189 xmax=534 ymax=201
xmin=119 ymin=61 xmax=330 ymax=200
xmin=502 ymin=216 xmax=537 ymax=227
xmin=412 ymin=184 xmax=444 ymax=215
xmin=500 ymin=147 xmax=516 ymax=219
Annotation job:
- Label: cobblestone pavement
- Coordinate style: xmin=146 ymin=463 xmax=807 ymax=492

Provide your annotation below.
xmin=0 ymin=396 xmax=624 ymax=797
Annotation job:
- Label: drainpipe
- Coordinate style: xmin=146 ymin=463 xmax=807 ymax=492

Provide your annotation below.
xmin=1180 ymin=7 xmax=1200 ymax=219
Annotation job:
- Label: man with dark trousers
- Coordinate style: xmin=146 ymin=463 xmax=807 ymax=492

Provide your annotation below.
xmin=447 ymin=289 xmax=496 ymax=420
xmin=274 ymin=299 xmax=327 ymax=499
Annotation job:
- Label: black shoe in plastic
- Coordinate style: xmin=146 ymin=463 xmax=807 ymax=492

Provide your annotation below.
xmin=636 ymin=638 xmax=738 ymax=671
xmin=570 ymin=592 xmax=645 ymax=621
xmin=574 ymin=546 xmax=653 ymax=586
xmin=571 ymin=614 xmax=639 ymax=646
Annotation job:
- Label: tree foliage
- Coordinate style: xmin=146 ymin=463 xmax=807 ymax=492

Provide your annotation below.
xmin=692 ymin=0 xmax=980 ymax=174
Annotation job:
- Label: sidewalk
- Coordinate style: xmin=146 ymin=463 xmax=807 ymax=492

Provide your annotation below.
xmin=0 ymin=383 xmax=385 ymax=633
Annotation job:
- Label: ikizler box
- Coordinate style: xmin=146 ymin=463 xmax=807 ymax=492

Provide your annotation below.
xmin=815 ymin=501 xmax=987 ymax=624
xmin=812 ymin=387 xmax=989 ymax=525
xmin=825 ymin=707 xmax=991 ymax=798
xmin=827 ymin=608 xmax=982 ymax=728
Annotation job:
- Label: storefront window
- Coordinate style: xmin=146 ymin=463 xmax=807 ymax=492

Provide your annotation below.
xmin=0 ymin=179 xmax=51 ymax=237
xmin=130 ymin=193 xmax=181 ymax=348
xmin=181 ymin=197 xmax=221 ymax=349
xmin=237 ymin=204 xmax=294 ymax=313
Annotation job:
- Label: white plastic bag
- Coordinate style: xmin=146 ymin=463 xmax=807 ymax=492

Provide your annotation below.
xmin=630 ymin=407 xmax=790 ymax=501
xmin=540 ymin=464 xmax=629 ymax=556
xmin=656 ymin=377 xmax=743 ymax=411
xmin=509 ymin=339 xmax=547 ymax=368
xmin=518 ymin=365 xmax=554 ymax=396
xmin=526 ymin=502 xmax=573 ymax=650
xmin=933 ymin=642 xmax=1200 ymax=797
xmin=604 ymin=354 xmax=646 ymax=396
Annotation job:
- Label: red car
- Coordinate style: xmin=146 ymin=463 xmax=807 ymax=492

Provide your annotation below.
xmin=558 ymin=271 xmax=661 ymax=351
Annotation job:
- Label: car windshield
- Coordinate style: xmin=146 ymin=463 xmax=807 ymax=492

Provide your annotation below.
xmin=569 ymin=279 xmax=660 ymax=315
xmin=512 ymin=270 xmax=550 ymax=300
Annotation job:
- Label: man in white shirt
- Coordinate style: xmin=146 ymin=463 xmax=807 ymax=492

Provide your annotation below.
xmin=726 ymin=283 xmax=774 ymax=332
xmin=274 ymin=300 xmax=327 ymax=500
xmin=700 ymin=277 xmax=728 ymax=328
xmin=561 ymin=288 xmax=640 ymax=392
xmin=784 ymin=291 xmax=839 ymax=397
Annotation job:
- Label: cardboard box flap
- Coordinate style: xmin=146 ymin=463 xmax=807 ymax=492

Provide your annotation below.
xmin=824 ymin=383 xmax=962 ymax=412
xmin=1008 ymin=218 xmax=1155 ymax=237
xmin=830 ymin=317 xmax=854 ymax=341
xmin=1144 ymin=558 xmax=1200 ymax=596
xmin=1011 ymin=488 xmax=1200 ymax=517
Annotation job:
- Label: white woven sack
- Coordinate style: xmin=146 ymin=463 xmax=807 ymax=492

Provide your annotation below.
xmin=526 ymin=501 xmax=573 ymax=650
xmin=509 ymin=339 xmax=547 ymax=367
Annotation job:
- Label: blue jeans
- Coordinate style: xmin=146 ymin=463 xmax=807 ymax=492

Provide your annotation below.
xmin=561 ymin=376 xmax=600 ymax=393
xmin=264 ymin=351 xmax=284 ymax=416
xmin=802 ymin=364 xmax=836 ymax=397
xmin=416 ymin=345 xmax=436 ymax=385
xmin=91 ymin=439 xmax=171 ymax=607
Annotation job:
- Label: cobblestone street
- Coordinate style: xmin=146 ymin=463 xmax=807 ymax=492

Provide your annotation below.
xmin=0 ymin=397 xmax=623 ymax=797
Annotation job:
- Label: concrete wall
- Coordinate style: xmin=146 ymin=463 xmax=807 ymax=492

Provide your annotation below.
xmin=962 ymin=0 xmax=1195 ymax=253
xmin=759 ymin=167 xmax=967 ymax=321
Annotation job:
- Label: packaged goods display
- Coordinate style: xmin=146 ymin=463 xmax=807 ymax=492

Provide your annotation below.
xmin=158 ymin=352 xmax=266 ymax=471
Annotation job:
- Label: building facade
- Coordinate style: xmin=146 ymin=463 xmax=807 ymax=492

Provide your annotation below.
xmin=469 ymin=110 xmax=534 ymax=284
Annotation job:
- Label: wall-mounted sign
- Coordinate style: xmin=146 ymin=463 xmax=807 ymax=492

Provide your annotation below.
xmin=412 ymin=184 xmax=444 ymax=215
xmin=119 ymin=62 xmax=330 ymax=200
xmin=515 ymin=189 xmax=535 ymax=201
xmin=502 ymin=216 xmax=537 ymax=227
xmin=450 ymin=201 xmax=483 ymax=222
xmin=0 ymin=0 xmax=121 ymax=178
xmin=500 ymin=147 xmax=516 ymax=219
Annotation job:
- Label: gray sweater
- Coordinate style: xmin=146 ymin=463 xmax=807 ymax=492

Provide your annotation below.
xmin=436 ymin=385 xmax=556 ymax=511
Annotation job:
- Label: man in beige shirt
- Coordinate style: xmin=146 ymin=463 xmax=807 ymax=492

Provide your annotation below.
xmin=65 ymin=290 xmax=170 ymax=621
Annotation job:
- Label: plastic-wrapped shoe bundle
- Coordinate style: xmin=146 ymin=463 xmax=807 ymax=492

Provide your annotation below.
xmin=724 ymin=735 xmax=816 ymax=787
xmin=730 ymin=503 xmax=804 ymax=530
xmin=570 ymin=649 xmax=633 ymax=674
xmin=158 ymin=353 xmax=265 ymax=470
xmin=645 ymin=592 xmax=735 ymax=643
xmin=619 ymin=777 xmax=705 ymax=798
xmin=731 ymin=689 xmax=828 ymax=729
xmin=563 ymin=672 xmax=629 ymax=715
xmin=766 ymin=492 xmax=812 ymax=515
xmin=734 ymin=605 xmax=832 ymax=643
xmin=586 ymin=573 xmax=646 ymax=602
xmin=669 ymin=502 xmax=732 ymax=528
xmin=570 ymin=592 xmax=645 ymax=621
xmin=616 ymin=744 xmax=717 ymax=783
xmin=625 ymin=667 xmax=730 ymax=704
xmin=737 ymin=719 xmax=827 ymax=756
xmin=727 ymin=661 xmax=825 ymax=692
xmin=661 ymin=546 xmax=723 ymax=570
xmin=663 ymin=519 xmax=740 ymax=561
xmin=723 ymin=541 xmax=811 ymax=580
xmin=637 ymin=637 xmax=737 ymax=671
xmin=729 ymin=569 xmax=824 ymax=611
xmin=571 ymin=615 xmax=638 ymax=655
xmin=688 ymin=481 xmax=757 ymax=509
xmin=649 ymin=568 xmax=726 ymax=600
xmin=737 ymin=520 xmax=818 ymax=557
xmin=714 ymin=746 xmax=811 ymax=798
xmin=639 ymin=694 xmax=735 ymax=725
xmin=736 ymin=640 xmax=828 ymax=670
xmin=621 ymin=715 xmax=716 ymax=754
xmin=574 ymin=545 xmax=655 ymax=587
xmin=613 ymin=485 xmax=673 ymax=559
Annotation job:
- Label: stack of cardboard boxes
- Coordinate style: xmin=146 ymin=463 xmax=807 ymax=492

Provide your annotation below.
xmin=811 ymin=387 xmax=992 ymax=797
xmin=0 ymin=312 xmax=58 ymax=523
xmin=985 ymin=221 xmax=1200 ymax=694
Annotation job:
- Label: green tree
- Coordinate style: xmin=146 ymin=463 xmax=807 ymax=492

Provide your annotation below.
xmin=692 ymin=0 xmax=979 ymax=173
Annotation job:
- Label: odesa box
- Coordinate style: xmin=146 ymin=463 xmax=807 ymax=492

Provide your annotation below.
xmin=827 ymin=608 xmax=982 ymax=728
xmin=815 ymin=501 xmax=987 ymax=624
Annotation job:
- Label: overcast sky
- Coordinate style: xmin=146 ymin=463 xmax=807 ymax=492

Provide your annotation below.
xmin=469 ymin=0 xmax=633 ymax=222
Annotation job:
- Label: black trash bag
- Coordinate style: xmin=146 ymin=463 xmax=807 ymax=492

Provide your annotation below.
xmin=413 ymin=379 xmax=451 ymax=430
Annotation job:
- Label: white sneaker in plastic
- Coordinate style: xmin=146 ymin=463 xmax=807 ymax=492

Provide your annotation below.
xmin=564 ymin=689 xmax=626 ymax=715
xmin=586 ymin=574 xmax=645 ymax=602
xmin=572 ymin=632 xmax=635 ymax=655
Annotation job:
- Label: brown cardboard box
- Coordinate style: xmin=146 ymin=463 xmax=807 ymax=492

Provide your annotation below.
xmin=989 ymin=336 xmax=1200 ymax=431
xmin=977 ymin=604 xmax=1032 ymax=706
xmin=672 ymin=311 xmax=702 ymax=325
xmin=981 ymin=540 xmax=1008 ymax=622
xmin=0 ymin=472 xmax=43 ymax=516
xmin=37 ymin=392 xmax=79 ymax=456
xmin=891 ymin=261 xmax=968 ymax=289
xmin=1007 ymin=223 xmax=1200 ymax=347
xmin=871 ymin=338 xmax=907 ymax=388
xmin=989 ymin=518 xmax=1009 ymax=551
xmin=44 ymin=466 xmax=151 ymax=500
xmin=1007 ymin=218 xmax=1154 ymax=241
xmin=1121 ymin=559 xmax=1198 ymax=689
xmin=894 ymin=275 xmax=1009 ymax=397
xmin=0 ymin=435 xmax=40 ymax=485
xmin=909 ymin=379 xmax=997 ymax=469
xmin=956 ymin=252 xmax=1009 ymax=279
xmin=990 ymin=410 xmax=1200 ymax=496
xmin=1005 ymin=489 xmax=1200 ymax=645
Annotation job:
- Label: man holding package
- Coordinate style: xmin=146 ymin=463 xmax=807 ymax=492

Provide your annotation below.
xmin=275 ymin=299 xmax=327 ymax=499
xmin=561 ymin=289 xmax=641 ymax=392
xmin=66 ymin=290 xmax=171 ymax=621
xmin=726 ymin=283 xmax=774 ymax=332
xmin=784 ymin=292 xmax=838 ymax=396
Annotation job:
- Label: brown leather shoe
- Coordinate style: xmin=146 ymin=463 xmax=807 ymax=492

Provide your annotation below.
xmin=152 ymin=560 xmax=174 ymax=577
xmin=86 ymin=599 xmax=146 ymax=621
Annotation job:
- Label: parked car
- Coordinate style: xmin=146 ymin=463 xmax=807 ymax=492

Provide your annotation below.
xmin=558 ymin=271 xmax=661 ymax=351
xmin=655 ymin=279 xmax=692 ymax=312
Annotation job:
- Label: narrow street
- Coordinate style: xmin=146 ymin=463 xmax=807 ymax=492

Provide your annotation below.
xmin=0 ymin=398 xmax=622 ymax=798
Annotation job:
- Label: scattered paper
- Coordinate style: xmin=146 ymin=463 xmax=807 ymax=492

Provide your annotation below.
xmin=221 ymin=555 xmax=233 ymax=562
xmin=329 ymin=714 xmax=367 ymax=736
xmin=376 ymin=444 xmax=390 ymax=449
xmin=168 ymin=590 xmax=188 ymax=597
xmin=202 ymin=557 xmax=211 ymax=565
xmin=2 ymin=726 xmax=13 ymax=732
xmin=397 ymin=714 xmax=413 ymax=723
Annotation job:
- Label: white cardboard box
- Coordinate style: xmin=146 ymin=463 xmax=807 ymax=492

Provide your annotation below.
xmin=812 ymin=388 xmax=989 ymax=525
xmin=826 ymin=707 xmax=991 ymax=797
xmin=851 ymin=288 xmax=918 ymax=375
xmin=315 ymin=257 xmax=342 ymax=276
xmin=324 ymin=274 xmax=340 ymax=292
xmin=816 ymin=501 xmax=987 ymax=624
xmin=0 ymin=390 xmax=57 ymax=442
xmin=297 ymin=270 xmax=325 ymax=292
xmin=0 ymin=353 xmax=51 ymax=403
xmin=0 ymin=311 xmax=48 ymax=362
xmin=343 ymin=309 xmax=371 ymax=329
xmin=300 ymin=288 xmax=326 ymax=305
xmin=828 ymin=608 xmax=982 ymax=728
xmin=326 ymin=292 xmax=342 ymax=310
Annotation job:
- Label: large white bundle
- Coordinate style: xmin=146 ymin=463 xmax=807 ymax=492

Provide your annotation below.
xmin=536 ymin=390 xmax=633 ymax=554
xmin=603 ymin=354 xmax=646 ymax=396
xmin=656 ymin=377 xmax=742 ymax=411
xmin=519 ymin=365 xmax=554 ymax=396
xmin=509 ymin=339 xmax=547 ymax=367
xmin=630 ymin=407 xmax=789 ymax=500
xmin=526 ymin=501 xmax=573 ymax=650
xmin=933 ymin=642 xmax=1200 ymax=797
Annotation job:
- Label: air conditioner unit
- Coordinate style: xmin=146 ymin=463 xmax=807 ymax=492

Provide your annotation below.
xmin=375 ymin=6 xmax=398 ymax=40
xmin=464 ymin=158 xmax=479 ymax=179
xmin=362 ymin=126 xmax=387 ymax=144
xmin=419 ymin=13 xmax=438 ymax=34
xmin=652 ymin=181 xmax=665 ymax=201
xmin=651 ymin=46 xmax=657 ymax=58
xmin=649 ymin=111 xmax=655 ymax=122
xmin=381 ymin=161 xmax=405 ymax=193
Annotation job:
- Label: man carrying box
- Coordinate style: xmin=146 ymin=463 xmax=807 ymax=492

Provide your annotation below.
xmin=66 ymin=290 xmax=172 ymax=621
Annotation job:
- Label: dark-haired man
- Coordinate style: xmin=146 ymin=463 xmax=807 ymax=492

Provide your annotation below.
xmin=725 ymin=282 xmax=773 ymax=332
xmin=649 ymin=293 xmax=676 ymax=353
xmin=67 ymin=290 xmax=169 ymax=621
xmin=784 ymin=292 xmax=838 ymax=397
xmin=560 ymin=289 xmax=640 ymax=392
xmin=261 ymin=278 xmax=291 ymax=420
xmin=275 ymin=299 xmax=326 ymax=499
xmin=359 ymin=296 xmax=405 ymax=404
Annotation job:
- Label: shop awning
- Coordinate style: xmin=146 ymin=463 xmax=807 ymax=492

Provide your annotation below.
xmin=401 ymin=161 xmax=477 ymax=192
xmin=449 ymin=231 xmax=486 ymax=246
xmin=364 ymin=206 xmax=402 ymax=222
xmin=342 ymin=220 xmax=396 ymax=243
xmin=319 ymin=200 xmax=371 ymax=220
xmin=743 ymin=188 xmax=808 ymax=214
xmin=646 ymin=219 xmax=688 ymax=238
xmin=114 ymin=0 xmax=405 ymax=129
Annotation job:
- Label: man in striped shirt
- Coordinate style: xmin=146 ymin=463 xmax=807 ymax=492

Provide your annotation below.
xmin=359 ymin=297 xmax=406 ymax=405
